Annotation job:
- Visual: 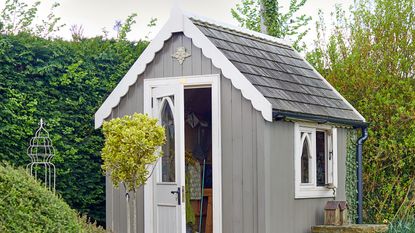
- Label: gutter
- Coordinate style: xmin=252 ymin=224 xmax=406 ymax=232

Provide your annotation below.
xmin=273 ymin=111 xmax=368 ymax=127
xmin=356 ymin=127 xmax=368 ymax=224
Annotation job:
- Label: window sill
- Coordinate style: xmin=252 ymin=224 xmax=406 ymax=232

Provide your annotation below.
xmin=295 ymin=187 xmax=336 ymax=199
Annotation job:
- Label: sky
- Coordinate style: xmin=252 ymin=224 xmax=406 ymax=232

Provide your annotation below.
xmin=0 ymin=0 xmax=355 ymax=47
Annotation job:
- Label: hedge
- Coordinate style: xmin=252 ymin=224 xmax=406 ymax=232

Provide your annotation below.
xmin=0 ymin=32 xmax=148 ymax=223
xmin=0 ymin=163 xmax=106 ymax=233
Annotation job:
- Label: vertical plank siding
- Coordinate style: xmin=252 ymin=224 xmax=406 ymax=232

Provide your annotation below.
xmin=265 ymin=122 xmax=348 ymax=233
xmin=104 ymin=32 xmax=349 ymax=233
xmin=220 ymin=77 xmax=234 ymax=233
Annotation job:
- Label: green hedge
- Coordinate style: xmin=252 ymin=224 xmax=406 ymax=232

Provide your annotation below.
xmin=0 ymin=163 xmax=105 ymax=233
xmin=0 ymin=32 xmax=148 ymax=223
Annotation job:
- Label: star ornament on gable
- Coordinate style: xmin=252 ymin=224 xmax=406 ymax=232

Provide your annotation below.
xmin=172 ymin=47 xmax=191 ymax=65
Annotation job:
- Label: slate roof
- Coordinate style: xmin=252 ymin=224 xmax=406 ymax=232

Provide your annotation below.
xmin=191 ymin=18 xmax=364 ymax=124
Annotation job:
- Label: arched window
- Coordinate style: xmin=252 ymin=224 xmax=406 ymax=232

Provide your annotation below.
xmin=300 ymin=132 xmax=312 ymax=184
xmin=295 ymin=124 xmax=338 ymax=199
xmin=160 ymin=97 xmax=175 ymax=182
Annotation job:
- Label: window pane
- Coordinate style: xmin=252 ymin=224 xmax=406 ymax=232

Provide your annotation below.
xmin=316 ymin=131 xmax=326 ymax=186
xmin=301 ymin=134 xmax=310 ymax=183
xmin=161 ymin=99 xmax=175 ymax=182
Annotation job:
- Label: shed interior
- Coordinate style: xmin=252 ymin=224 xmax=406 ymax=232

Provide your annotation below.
xmin=184 ymin=88 xmax=213 ymax=233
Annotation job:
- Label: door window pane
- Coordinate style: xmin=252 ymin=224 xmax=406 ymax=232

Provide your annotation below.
xmin=301 ymin=133 xmax=311 ymax=184
xmin=160 ymin=98 xmax=175 ymax=182
xmin=316 ymin=131 xmax=326 ymax=186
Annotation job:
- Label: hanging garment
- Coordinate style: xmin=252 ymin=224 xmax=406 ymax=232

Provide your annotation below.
xmin=193 ymin=124 xmax=210 ymax=161
xmin=186 ymin=112 xmax=199 ymax=128
xmin=187 ymin=162 xmax=202 ymax=200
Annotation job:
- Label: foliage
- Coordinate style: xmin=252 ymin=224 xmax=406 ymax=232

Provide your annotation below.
xmin=0 ymin=28 xmax=148 ymax=224
xmin=116 ymin=13 xmax=137 ymax=41
xmin=231 ymin=0 xmax=311 ymax=51
xmin=388 ymin=218 xmax=415 ymax=233
xmin=101 ymin=113 xmax=165 ymax=192
xmin=0 ymin=0 xmax=64 ymax=38
xmin=101 ymin=113 xmax=165 ymax=233
xmin=307 ymin=0 xmax=415 ymax=223
xmin=346 ymin=130 xmax=357 ymax=223
xmin=0 ymin=163 xmax=106 ymax=233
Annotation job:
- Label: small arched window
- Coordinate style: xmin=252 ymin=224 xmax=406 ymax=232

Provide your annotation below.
xmin=300 ymin=132 xmax=312 ymax=184
xmin=160 ymin=97 xmax=175 ymax=183
xmin=295 ymin=124 xmax=338 ymax=199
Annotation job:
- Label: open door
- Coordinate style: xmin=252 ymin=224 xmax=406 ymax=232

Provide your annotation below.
xmin=144 ymin=75 xmax=221 ymax=233
xmin=150 ymin=83 xmax=186 ymax=233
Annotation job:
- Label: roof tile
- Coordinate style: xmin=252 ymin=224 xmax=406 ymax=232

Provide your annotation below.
xmin=191 ymin=19 xmax=363 ymax=122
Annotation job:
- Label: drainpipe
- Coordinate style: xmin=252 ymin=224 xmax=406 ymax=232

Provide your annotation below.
xmin=356 ymin=127 xmax=368 ymax=224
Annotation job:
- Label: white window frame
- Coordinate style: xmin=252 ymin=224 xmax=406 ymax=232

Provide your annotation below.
xmin=294 ymin=122 xmax=338 ymax=199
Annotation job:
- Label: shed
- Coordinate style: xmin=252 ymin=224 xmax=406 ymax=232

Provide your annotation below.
xmin=95 ymin=7 xmax=367 ymax=233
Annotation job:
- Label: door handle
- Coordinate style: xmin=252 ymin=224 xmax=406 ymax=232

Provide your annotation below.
xmin=170 ymin=187 xmax=181 ymax=205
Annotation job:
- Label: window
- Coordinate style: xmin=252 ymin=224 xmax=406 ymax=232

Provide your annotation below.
xmin=300 ymin=132 xmax=312 ymax=184
xmin=295 ymin=123 xmax=337 ymax=198
xmin=160 ymin=97 xmax=176 ymax=183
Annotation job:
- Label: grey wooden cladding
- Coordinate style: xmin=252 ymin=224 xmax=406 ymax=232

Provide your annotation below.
xmin=142 ymin=33 xmax=216 ymax=80
xmin=104 ymin=32 xmax=350 ymax=233
xmin=221 ymin=77 xmax=263 ymax=233
xmin=264 ymin=122 xmax=348 ymax=233
xmin=105 ymin=33 xmax=221 ymax=233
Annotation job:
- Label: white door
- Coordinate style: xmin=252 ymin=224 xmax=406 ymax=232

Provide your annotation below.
xmin=151 ymin=83 xmax=185 ymax=233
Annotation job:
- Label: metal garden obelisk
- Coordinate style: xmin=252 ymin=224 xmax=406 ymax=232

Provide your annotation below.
xmin=27 ymin=119 xmax=56 ymax=192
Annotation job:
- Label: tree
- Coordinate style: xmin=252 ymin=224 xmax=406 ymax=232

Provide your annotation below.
xmin=0 ymin=0 xmax=64 ymax=38
xmin=307 ymin=0 xmax=415 ymax=223
xmin=101 ymin=113 xmax=165 ymax=233
xmin=231 ymin=0 xmax=311 ymax=51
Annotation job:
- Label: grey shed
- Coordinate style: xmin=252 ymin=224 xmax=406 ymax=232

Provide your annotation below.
xmin=95 ymin=7 xmax=366 ymax=233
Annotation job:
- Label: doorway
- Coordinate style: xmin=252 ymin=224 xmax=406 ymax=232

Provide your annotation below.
xmin=143 ymin=75 xmax=222 ymax=233
xmin=184 ymin=88 xmax=212 ymax=233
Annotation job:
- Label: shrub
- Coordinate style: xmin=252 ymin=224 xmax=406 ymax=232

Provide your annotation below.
xmin=0 ymin=163 xmax=106 ymax=233
xmin=101 ymin=113 xmax=165 ymax=233
xmin=101 ymin=113 xmax=165 ymax=190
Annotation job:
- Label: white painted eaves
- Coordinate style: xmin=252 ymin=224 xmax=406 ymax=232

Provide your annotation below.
xmin=94 ymin=7 xmax=273 ymax=128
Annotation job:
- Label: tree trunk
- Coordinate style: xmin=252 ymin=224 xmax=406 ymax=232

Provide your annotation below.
xmin=126 ymin=191 xmax=131 ymax=233
xmin=259 ymin=0 xmax=268 ymax=34
xmin=133 ymin=191 xmax=137 ymax=233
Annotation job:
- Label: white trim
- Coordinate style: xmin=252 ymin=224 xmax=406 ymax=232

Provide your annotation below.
xmin=94 ymin=7 xmax=272 ymax=128
xmin=294 ymin=122 xmax=338 ymax=199
xmin=143 ymin=80 xmax=153 ymax=233
xmin=144 ymin=74 xmax=222 ymax=233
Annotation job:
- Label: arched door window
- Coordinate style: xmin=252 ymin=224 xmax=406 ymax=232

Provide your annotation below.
xmin=160 ymin=97 xmax=175 ymax=182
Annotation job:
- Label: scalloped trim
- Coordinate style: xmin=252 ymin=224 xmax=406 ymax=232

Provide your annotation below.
xmin=95 ymin=8 xmax=273 ymax=128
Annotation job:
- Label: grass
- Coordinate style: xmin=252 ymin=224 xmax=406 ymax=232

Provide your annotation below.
xmin=388 ymin=219 xmax=415 ymax=233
